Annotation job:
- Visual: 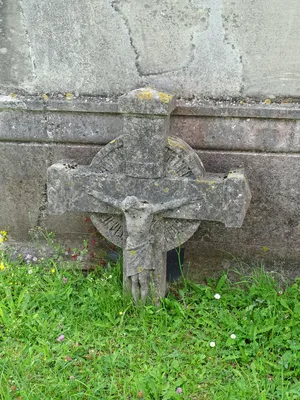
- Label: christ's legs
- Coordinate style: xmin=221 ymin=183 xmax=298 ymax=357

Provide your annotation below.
xmin=139 ymin=270 xmax=151 ymax=301
xmin=130 ymin=274 xmax=139 ymax=302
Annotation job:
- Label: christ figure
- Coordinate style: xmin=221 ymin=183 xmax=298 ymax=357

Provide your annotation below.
xmin=89 ymin=191 xmax=190 ymax=301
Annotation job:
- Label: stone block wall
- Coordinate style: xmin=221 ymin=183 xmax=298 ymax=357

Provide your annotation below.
xmin=1 ymin=0 xmax=300 ymax=279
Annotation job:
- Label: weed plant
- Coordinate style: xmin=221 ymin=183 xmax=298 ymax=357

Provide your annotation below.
xmin=0 ymin=254 xmax=299 ymax=399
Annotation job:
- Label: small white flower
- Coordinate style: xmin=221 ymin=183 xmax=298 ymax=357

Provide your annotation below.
xmin=28 ymin=269 xmax=33 ymax=274
xmin=230 ymin=334 xmax=236 ymax=339
xmin=209 ymin=341 xmax=216 ymax=348
xmin=214 ymin=293 xmax=221 ymax=300
xmin=32 ymin=257 xmax=38 ymax=262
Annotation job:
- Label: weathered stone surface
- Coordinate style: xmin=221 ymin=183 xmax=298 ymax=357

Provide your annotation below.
xmin=2 ymin=0 xmax=300 ymax=98
xmin=191 ymin=150 xmax=300 ymax=261
xmin=17 ymin=0 xmax=139 ymax=95
xmin=47 ymin=89 xmax=251 ymax=301
xmin=3 ymin=95 xmax=300 ymax=118
xmin=112 ymin=0 xmax=210 ymax=76
xmin=3 ymin=97 xmax=300 ymax=154
xmin=147 ymin=0 xmax=243 ymax=98
xmin=0 ymin=142 xmax=99 ymax=240
xmin=175 ymin=101 xmax=300 ymax=120
xmin=0 ymin=0 xmax=34 ymax=91
xmin=0 ymin=110 xmax=122 ymax=144
xmin=171 ymin=116 xmax=300 ymax=153
xmin=223 ymin=0 xmax=300 ymax=98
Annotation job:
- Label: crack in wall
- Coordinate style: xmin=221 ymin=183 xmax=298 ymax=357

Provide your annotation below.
xmin=18 ymin=0 xmax=37 ymax=83
xmin=111 ymin=0 xmax=143 ymax=77
xmin=221 ymin=4 xmax=244 ymax=97
xmin=36 ymin=182 xmax=48 ymax=229
xmin=36 ymin=119 xmax=54 ymax=229
xmin=111 ymin=0 xmax=209 ymax=77
xmin=143 ymin=37 xmax=197 ymax=77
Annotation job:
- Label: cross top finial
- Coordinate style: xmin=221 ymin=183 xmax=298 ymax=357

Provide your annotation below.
xmin=119 ymin=87 xmax=177 ymax=115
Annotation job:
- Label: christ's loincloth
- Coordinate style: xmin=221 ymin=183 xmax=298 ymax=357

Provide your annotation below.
xmin=124 ymin=241 xmax=154 ymax=278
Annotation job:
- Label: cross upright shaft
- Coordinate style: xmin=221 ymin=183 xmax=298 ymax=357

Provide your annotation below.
xmin=119 ymin=88 xmax=176 ymax=179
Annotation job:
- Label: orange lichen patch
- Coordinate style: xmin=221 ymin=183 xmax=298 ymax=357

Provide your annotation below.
xmin=137 ymin=89 xmax=153 ymax=100
xmin=129 ymin=250 xmax=137 ymax=256
xmin=158 ymin=92 xmax=172 ymax=104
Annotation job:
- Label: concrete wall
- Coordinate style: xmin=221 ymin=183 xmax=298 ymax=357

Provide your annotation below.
xmin=1 ymin=0 xmax=300 ymax=99
xmin=1 ymin=0 xmax=300 ymax=279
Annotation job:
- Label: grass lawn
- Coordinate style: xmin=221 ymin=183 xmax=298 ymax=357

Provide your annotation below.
xmin=0 ymin=253 xmax=299 ymax=399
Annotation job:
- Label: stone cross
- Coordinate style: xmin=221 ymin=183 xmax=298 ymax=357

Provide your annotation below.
xmin=47 ymin=88 xmax=251 ymax=302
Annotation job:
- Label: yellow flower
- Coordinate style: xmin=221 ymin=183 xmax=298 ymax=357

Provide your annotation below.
xmin=0 ymin=230 xmax=7 ymax=243
xmin=0 ymin=263 xmax=5 ymax=271
xmin=119 ymin=311 xmax=123 ymax=315
xmin=51 ymin=268 xmax=55 ymax=273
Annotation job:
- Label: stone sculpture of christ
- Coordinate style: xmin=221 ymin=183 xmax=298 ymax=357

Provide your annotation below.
xmin=89 ymin=191 xmax=190 ymax=301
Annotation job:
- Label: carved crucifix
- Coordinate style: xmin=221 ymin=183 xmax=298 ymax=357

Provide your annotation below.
xmin=47 ymin=88 xmax=251 ymax=302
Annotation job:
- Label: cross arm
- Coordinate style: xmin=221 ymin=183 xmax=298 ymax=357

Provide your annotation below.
xmin=163 ymin=169 xmax=251 ymax=228
xmin=47 ymin=163 xmax=121 ymax=215
xmin=222 ymin=169 xmax=251 ymax=228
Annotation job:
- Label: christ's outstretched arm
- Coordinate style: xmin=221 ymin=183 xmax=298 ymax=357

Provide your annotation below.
xmin=88 ymin=190 xmax=121 ymax=208
xmin=153 ymin=197 xmax=190 ymax=213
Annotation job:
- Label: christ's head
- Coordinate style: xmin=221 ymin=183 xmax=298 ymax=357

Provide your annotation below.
xmin=123 ymin=196 xmax=149 ymax=211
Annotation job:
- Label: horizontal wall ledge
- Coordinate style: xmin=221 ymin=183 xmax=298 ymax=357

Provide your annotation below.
xmin=1 ymin=96 xmax=300 ymax=153
xmin=1 ymin=94 xmax=300 ymax=120
xmin=175 ymin=101 xmax=300 ymax=120
xmin=0 ymin=95 xmax=119 ymax=114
